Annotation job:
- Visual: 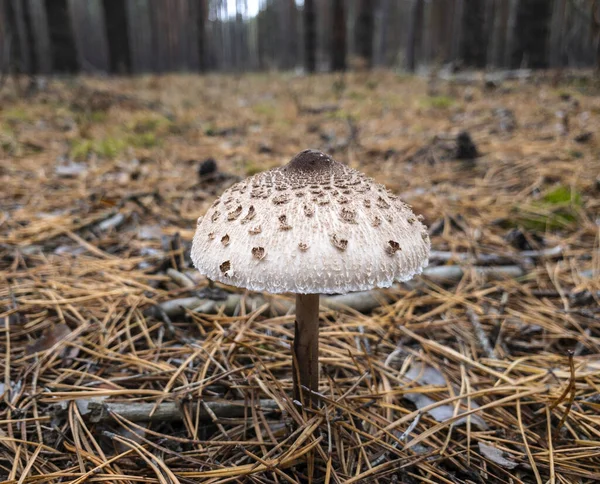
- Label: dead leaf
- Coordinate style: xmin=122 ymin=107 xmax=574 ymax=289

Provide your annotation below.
xmin=55 ymin=162 xmax=87 ymax=178
xmin=478 ymin=442 xmax=518 ymax=469
xmin=138 ymin=224 xmax=163 ymax=240
xmin=403 ymin=392 xmax=488 ymax=429
xmin=405 ymin=362 xmax=447 ymax=386
xmin=26 ymin=323 xmax=71 ymax=355
xmin=97 ymin=213 xmax=125 ymax=231
xmin=404 ymin=362 xmax=489 ymax=429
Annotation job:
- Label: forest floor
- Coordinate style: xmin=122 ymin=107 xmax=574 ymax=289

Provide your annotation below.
xmin=1 ymin=70 xmax=599 ymax=483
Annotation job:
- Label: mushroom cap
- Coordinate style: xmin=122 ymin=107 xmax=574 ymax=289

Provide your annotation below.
xmin=191 ymin=149 xmax=430 ymax=294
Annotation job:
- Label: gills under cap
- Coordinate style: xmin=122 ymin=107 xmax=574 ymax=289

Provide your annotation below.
xmin=191 ymin=149 xmax=430 ymax=294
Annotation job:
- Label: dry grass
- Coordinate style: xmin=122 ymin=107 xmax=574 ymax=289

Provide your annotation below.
xmin=1 ymin=71 xmax=599 ymax=483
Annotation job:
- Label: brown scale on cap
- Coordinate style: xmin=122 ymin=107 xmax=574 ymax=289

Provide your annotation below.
xmin=252 ymin=247 xmax=266 ymax=260
xmin=278 ymin=215 xmax=292 ymax=230
xmin=386 ymin=240 xmax=401 ymax=255
xmin=221 ymin=234 xmax=230 ymax=246
xmin=219 ymin=260 xmax=231 ymax=274
xmin=331 ymin=234 xmax=348 ymax=251
xmin=340 ymin=208 xmax=357 ymax=224
xmin=272 ymin=193 xmax=291 ymax=205
xmin=250 ymin=188 xmax=268 ymax=198
xmin=241 ymin=206 xmax=256 ymax=223
xmin=227 ymin=205 xmax=243 ymax=221
xmin=376 ymin=197 xmax=391 ymax=209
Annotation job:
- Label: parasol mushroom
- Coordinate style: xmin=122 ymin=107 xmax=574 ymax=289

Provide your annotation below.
xmin=191 ymin=149 xmax=430 ymax=407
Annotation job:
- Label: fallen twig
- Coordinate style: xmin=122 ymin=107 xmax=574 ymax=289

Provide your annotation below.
xmin=419 ymin=265 xmax=524 ymax=283
xmin=97 ymin=213 xmax=126 ymax=232
xmin=429 ymin=246 xmax=563 ymax=265
xmin=467 ymin=308 xmax=496 ymax=359
xmin=53 ymin=399 xmax=281 ymax=423
xmin=166 ymin=268 xmax=196 ymax=288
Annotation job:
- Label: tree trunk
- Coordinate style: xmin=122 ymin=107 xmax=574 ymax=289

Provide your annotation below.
xmin=176 ymin=0 xmax=191 ymax=71
xmin=374 ymin=0 xmax=390 ymax=66
xmin=44 ymin=0 xmax=78 ymax=72
xmin=257 ymin=0 xmax=277 ymax=70
xmin=285 ymin=0 xmax=298 ymax=69
xmin=451 ymin=0 xmax=465 ymax=62
xmin=102 ymin=0 xmax=131 ymax=73
xmin=461 ymin=0 xmax=487 ymax=67
xmin=513 ymin=0 xmax=552 ymax=68
xmin=275 ymin=0 xmax=291 ymax=69
xmin=386 ymin=1 xmax=408 ymax=69
xmin=594 ymin=1 xmax=600 ymax=70
xmin=0 ymin=0 xmax=7 ymax=73
xmin=11 ymin=0 xmax=32 ymax=73
xmin=304 ymin=0 xmax=316 ymax=72
xmin=209 ymin=0 xmax=223 ymax=70
xmin=315 ymin=0 xmax=330 ymax=73
xmin=234 ymin=0 xmax=243 ymax=70
xmin=355 ymin=0 xmax=375 ymax=68
xmin=482 ymin=0 xmax=495 ymax=65
xmin=68 ymin=0 xmax=110 ymax=72
xmin=149 ymin=1 xmax=168 ymax=71
xmin=488 ymin=0 xmax=508 ymax=67
xmin=426 ymin=0 xmax=449 ymax=63
xmin=406 ymin=0 xmax=423 ymax=71
xmin=194 ymin=0 xmax=206 ymax=71
xmin=221 ymin=0 xmax=232 ymax=70
xmin=548 ymin=0 xmax=566 ymax=68
xmin=28 ymin=0 xmax=51 ymax=73
xmin=503 ymin=0 xmax=519 ymax=68
xmin=330 ymin=0 xmax=346 ymax=71
xmin=247 ymin=2 xmax=258 ymax=70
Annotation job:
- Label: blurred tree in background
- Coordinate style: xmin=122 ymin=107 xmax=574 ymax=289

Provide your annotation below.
xmin=0 ymin=0 xmax=599 ymax=75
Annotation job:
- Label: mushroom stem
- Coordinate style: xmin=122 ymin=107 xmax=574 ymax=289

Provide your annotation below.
xmin=293 ymin=293 xmax=320 ymax=407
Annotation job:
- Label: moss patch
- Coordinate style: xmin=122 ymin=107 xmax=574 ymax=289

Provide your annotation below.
xmin=70 ymin=137 xmax=128 ymax=160
xmin=421 ymin=96 xmax=455 ymax=109
xmin=513 ymin=185 xmax=582 ymax=231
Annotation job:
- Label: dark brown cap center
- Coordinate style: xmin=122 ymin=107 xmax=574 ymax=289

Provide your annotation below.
xmin=285 ymin=149 xmax=336 ymax=173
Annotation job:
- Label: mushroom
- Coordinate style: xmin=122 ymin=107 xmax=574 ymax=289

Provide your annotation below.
xmin=191 ymin=149 xmax=430 ymax=407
